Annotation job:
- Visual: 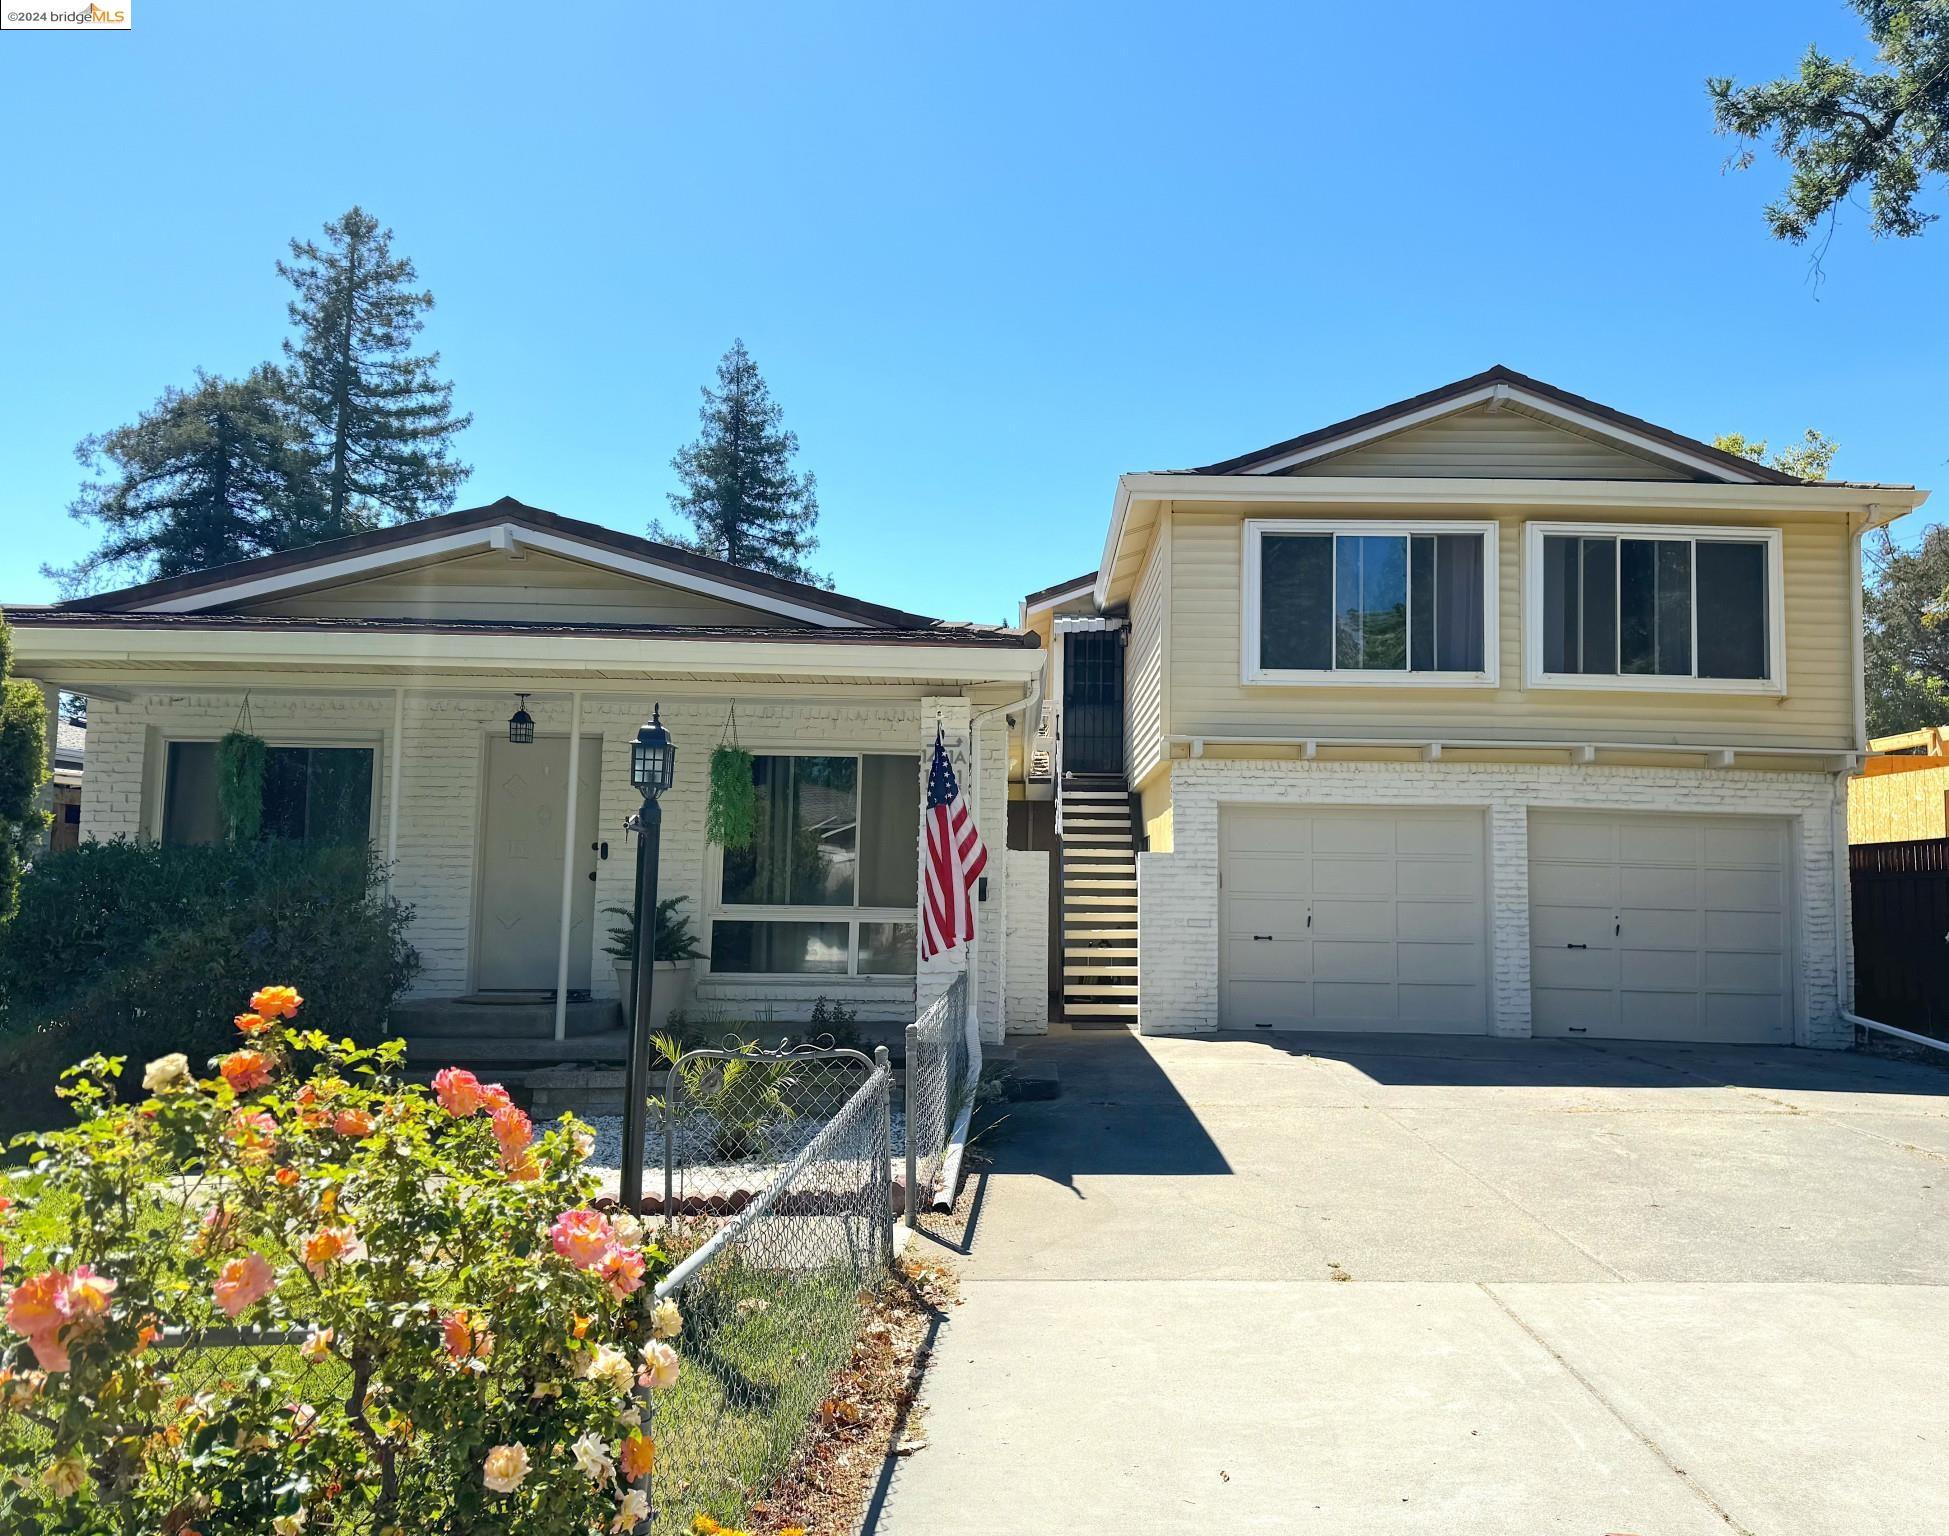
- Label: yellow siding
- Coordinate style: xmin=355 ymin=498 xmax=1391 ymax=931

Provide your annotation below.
xmin=1124 ymin=517 xmax=1168 ymax=785
xmin=1163 ymin=505 xmax=1854 ymax=751
xmin=243 ymin=549 xmax=798 ymax=627
xmin=1850 ymin=768 xmax=1949 ymax=842
xmin=1291 ymin=404 xmax=1692 ymax=480
xmin=1140 ymin=770 xmax=1174 ymax=852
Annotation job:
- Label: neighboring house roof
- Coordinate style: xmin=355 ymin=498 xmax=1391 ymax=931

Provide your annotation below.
xmin=57 ymin=497 xmax=945 ymax=631
xmin=2 ymin=609 xmax=1036 ymax=649
xmin=1172 ymin=364 xmax=1804 ymax=483
xmin=1021 ymin=570 xmax=1099 ymax=613
xmin=54 ymin=720 xmax=84 ymax=769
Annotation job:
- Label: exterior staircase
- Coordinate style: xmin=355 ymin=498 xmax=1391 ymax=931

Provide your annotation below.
xmin=1059 ymin=773 xmax=1140 ymax=1026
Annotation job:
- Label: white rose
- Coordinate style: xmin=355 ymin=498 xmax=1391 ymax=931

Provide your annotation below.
xmin=611 ymin=1488 xmax=650 ymax=1532
xmin=571 ymin=1432 xmax=616 ymax=1486
xmin=142 ymin=1053 xmax=192 ymax=1094
xmin=271 ymin=1510 xmax=308 ymax=1536
xmin=43 ymin=1452 xmax=87 ymax=1500
xmin=581 ymin=1343 xmax=635 ymax=1395
xmin=650 ymin=1298 xmax=682 ymax=1340
xmin=638 ymin=1339 xmax=680 ymax=1391
xmin=482 ymin=1442 xmax=531 ymax=1494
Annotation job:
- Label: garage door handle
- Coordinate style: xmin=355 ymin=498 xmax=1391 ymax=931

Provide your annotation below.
xmin=1252 ymin=934 xmax=1273 ymax=941
xmin=1565 ymin=942 xmax=1587 ymax=949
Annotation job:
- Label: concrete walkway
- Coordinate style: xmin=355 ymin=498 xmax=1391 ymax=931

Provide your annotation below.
xmin=872 ymin=1028 xmax=1949 ymax=1535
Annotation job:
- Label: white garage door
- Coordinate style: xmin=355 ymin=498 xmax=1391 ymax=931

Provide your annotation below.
xmin=1528 ymin=812 xmax=1792 ymax=1044
xmin=1219 ymin=807 xmax=1488 ymax=1032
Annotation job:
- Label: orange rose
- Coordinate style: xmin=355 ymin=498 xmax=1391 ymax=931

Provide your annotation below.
xmin=619 ymin=1431 xmax=655 ymax=1480
xmin=219 ymin=1050 xmax=273 ymax=1093
xmin=302 ymin=1226 xmax=366 ymax=1278
xmin=249 ymin=985 xmax=303 ymax=1020
xmin=332 ymin=1108 xmax=377 ymax=1139
xmin=232 ymin=1012 xmax=271 ymax=1036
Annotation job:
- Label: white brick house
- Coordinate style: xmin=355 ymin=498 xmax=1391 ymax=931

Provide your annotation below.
xmin=1014 ymin=367 xmax=1930 ymax=1048
xmin=9 ymin=500 xmax=1043 ymax=1046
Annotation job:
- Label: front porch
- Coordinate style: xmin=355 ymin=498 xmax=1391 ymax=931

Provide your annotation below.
xmin=70 ymin=683 xmax=1017 ymax=1050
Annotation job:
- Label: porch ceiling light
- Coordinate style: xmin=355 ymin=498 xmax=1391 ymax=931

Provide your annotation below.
xmin=630 ymin=705 xmax=675 ymax=799
xmin=507 ymin=693 xmax=535 ymax=745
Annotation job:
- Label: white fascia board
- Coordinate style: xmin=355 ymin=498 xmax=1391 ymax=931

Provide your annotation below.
xmin=134 ymin=522 xmax=874 ymax=629
xmin=6 ymin=625 xmax=1046 ymax=685
xmin=1112 ymin=475 xmax=1929 ymax=514
xmin=1023 ymin=580 xmax=1098 ymax=618
xmin=1233 ymin=384 xmax=1766 ymax=482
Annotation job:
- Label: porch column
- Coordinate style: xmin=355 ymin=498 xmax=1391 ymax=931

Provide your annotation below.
xmin=384 ymin=688 xmax=406 ymax=876
xmin=552 ymin=691 xmax=584 ymax=1041
xmin=36 ymin=683 xmax=58 ymax=852
xmin=915 ymin=696 xmax=974 ymax=1019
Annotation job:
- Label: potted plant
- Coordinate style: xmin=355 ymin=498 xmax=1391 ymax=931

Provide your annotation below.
xmin=605 ymin=895 xmax=702 ymax=1030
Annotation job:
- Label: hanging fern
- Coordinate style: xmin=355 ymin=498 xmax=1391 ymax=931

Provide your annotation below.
xmin=706 ymin=745 xmax=757 ymax=849
xmin=216 ymin=731 xmax=267 ymax=844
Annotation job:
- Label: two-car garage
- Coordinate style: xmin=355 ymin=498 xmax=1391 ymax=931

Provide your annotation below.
xmin=1216 ymin=804 xmax=1795 ymax=1044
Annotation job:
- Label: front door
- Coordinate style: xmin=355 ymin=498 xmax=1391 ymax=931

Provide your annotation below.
xmin=475 ymin=734 xmax=601 ymax=993
xmin=1062 ymin=629 xmax=1125 ymax=776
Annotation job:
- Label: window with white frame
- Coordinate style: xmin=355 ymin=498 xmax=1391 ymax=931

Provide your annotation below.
xmin=710 ymin=752 xmax=920 ymax=977
xmin=1527 ymin=522 xmax=1782 ymax=691
xmin=161 ymin=741 xmax=377 ymax=847
xmin=1243 ymin=520 xmax=1498 ymax=683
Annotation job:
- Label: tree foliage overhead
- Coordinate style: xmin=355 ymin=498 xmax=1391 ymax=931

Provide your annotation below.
xmin=1712 ymin=428 xmax=1840 ymax=481
xmin=280 ymin=205 xmax=472 ymax=536
xmin=0 ymin=609 xmax=50 ymax=927
xmin=1710 ymin=1 xmax=1949 ymax=241
xmin=1865 ymin=523 xmax=1949 ymax=736
xmin=50 ymin=367 xmax=321 ymax=593
xmin=654 ymin=339 xmax=828 ymax=587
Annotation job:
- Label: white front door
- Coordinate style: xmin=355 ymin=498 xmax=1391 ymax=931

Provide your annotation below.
xmin=1218 ymin=806 xmax=1489 ymax=1032
xmin=1528 ymin=811 xmax=1792 ymax=1044
xmin=475 ymin=734 xmax=601 ymax=993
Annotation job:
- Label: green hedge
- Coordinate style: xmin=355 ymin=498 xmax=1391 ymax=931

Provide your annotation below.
xmin=0 ymin=839 xmax=419 ymax=1121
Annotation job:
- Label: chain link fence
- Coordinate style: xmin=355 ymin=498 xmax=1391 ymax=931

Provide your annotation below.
xmin=657 ymin=1042 xmax=881 ymax=1216
xmin=645 ymin=1051 xmax=894 ymax=1533
xmin=903 ymin=972 xmax=974 ymax=1228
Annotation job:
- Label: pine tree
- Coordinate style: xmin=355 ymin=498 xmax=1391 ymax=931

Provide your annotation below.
xmin=279 ymin=206 xmax=471 ymax=534
xmin=50 ymin=367 xmax=322 ymax=592
xmin=0 ymin=609 xmax=50 ymax=926
xmin=654 ymin=340 xmax=828 ymax=587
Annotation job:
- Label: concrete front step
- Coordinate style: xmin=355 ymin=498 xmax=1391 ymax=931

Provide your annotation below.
xmin=392 ymin=997 xmax=622 ymax=1040
xmin=400 ymin=1029 xmax=634 ymax=1069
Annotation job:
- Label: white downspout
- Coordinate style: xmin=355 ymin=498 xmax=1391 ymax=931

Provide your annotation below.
xmin=384 ymin=688 xmax=406 ymax=879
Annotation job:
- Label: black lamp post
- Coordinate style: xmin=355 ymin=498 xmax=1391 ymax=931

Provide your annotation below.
xmin=619 ymin=705 xmax=675 ymax=1212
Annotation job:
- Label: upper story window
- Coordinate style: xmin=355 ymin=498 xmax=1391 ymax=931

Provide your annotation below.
xmin=1242 ymin=519 xmax=1499 ymax=685
xmin=1524 ymin=522 xmax=1783 ymax=694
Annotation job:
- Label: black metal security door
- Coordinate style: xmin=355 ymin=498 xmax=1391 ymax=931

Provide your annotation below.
xmin=1063 ymin=629 xmax=1124 ymax=776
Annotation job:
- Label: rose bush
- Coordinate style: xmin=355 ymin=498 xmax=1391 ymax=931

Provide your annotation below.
xmin=0 ymin=987 xmax=684 ymax=1535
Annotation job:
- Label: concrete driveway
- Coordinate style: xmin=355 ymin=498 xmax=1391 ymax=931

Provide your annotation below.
xmin=873 ymin=1028 xmax=1949 ymax=1535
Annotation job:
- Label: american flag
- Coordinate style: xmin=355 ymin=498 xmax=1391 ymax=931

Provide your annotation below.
xmin=921 ymin=727 xmax=987 ymax=961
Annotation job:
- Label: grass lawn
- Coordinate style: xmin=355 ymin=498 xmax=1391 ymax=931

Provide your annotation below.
xmin=650 ymin=1248 xmax=871 ymax=1534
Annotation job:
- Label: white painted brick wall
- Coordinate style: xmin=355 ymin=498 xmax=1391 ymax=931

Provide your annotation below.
xmin=76 ymin=691 xmax=1010 ymax=1037
xmin=1138 ymin=757 xmax=1849 ymax=1048
xmin=1004 ymin=849 xmax=1050 ymax=1035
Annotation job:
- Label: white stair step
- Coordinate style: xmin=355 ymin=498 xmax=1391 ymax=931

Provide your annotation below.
xmin=1064 ymin=984 xmax=1140 ymax=999
xmin=1066 ymin=943 xmax=1139 ymax=956
xmin=1066 ymin=1002 xmax=1139 ymax=1018
xmin=1062 ymin=789 xmax=1128 ymax=800
xmin=1066 ymin=928 xmax=1140 ymax=942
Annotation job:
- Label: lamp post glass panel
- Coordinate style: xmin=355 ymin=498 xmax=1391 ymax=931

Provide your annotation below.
xmin=620 ymin=707 xmax=675 ymax=1211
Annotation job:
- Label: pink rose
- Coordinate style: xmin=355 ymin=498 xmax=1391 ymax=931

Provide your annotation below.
xmin=213 ymin=1253 xmax=277 ymax=1319
xmin=600 ymin=1246 xmax=646 ymax=1299
xmin=549 ymin=1209 xmax=615 ymax=1270
xmin=431 ymin=1067 xmax=485 ymax=1117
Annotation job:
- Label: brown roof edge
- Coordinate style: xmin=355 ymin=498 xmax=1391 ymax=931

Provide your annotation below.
xmin=1176 ymin=365 xmax=1805 ymax=485
xmin=1021 ymin=569 xmax=1099 ymax=607
xmin=3 ymin=607 xmax=1041 ymax=649
xmin=59 ymin=498 xmax=946 ymax=629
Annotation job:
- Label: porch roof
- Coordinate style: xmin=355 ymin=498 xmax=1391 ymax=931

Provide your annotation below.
xmin=3 ymin=605 xmax=1044 ymax=692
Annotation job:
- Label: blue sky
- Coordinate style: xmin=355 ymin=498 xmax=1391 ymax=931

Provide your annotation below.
xmin=2 ymin=0 xmax=1944 ymax=622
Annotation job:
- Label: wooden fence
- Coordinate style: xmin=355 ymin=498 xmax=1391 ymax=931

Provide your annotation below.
xmin=1851 ymin=836 xmax=1949 ymax=1041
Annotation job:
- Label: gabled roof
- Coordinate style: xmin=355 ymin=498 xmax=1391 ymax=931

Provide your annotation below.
xmin=61 ymin=497 xmax=942 ymax=630
xmin=1175 ymin=365 xmax=1802 ymax=485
